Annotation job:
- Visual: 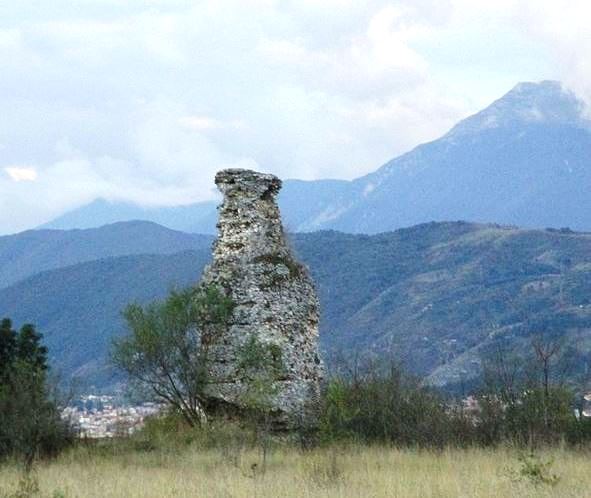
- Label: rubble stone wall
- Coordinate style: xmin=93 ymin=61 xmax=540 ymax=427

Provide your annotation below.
xmin=201 ymin=168 xmax=323 ymax=428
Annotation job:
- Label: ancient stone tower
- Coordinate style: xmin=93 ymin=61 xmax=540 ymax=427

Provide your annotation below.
xmin=201 ymin=168 xmax=323 ymax=428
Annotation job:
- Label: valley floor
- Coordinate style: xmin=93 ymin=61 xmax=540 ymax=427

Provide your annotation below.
xmin=1 ymin=445 xmax=590 ymax=498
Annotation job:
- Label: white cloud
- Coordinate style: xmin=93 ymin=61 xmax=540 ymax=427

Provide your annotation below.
xmin=4 ymin=167 xmax=37 ymax=182
xmin=0 ymin=0 xmax=589 ymax=233
xmin=442 ymin=0 xmax=591 ymax=106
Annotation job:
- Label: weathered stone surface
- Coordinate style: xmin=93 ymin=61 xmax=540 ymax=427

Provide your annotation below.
xmin=201 ymin=168 xmax=323 ymax=428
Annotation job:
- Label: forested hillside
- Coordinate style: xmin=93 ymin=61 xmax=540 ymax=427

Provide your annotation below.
xmin=0 ymin=221 xmax=211 ymax=289
xmin=297 ymin=225 xmax=591 ymax=388
xmin=1 ymin=221 xmax=590 ymax=390
xmin=0 ymin=251 xmax=208 ymax=387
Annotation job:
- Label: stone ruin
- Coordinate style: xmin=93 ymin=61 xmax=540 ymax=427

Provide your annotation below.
xmin=200 ymin=168 xmax=323 ymax=429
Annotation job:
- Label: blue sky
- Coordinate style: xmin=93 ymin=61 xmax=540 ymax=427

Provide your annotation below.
xmin=0 ymin=0 xmax=589 ymax=234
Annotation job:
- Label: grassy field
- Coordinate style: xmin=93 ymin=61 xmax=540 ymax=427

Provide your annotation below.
xmin=1 ymin=444 xmax=590 ymax=498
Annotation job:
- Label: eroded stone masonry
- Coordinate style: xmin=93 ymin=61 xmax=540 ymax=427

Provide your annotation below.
xmin=201 ymin=169 xmax=323 ymax=429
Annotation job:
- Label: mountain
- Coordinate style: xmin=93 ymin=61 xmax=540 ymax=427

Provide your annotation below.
xmin=0 ymin=221 xmax=212 ymax=289
xmin=0 ymin=251 xmax=209 ymax=387
xmin=328 ymin=81 xmax=591 ymax=233
xmin=42 ymin=199 xmax=219 ymax=234
xmin=303 ymin=225 xmax=591 ymax=388
xmin=43 ymin=81 xmax=591 ymax=234
xmin=43 ymin=180 xmax=356 ymax=235
xmin=2 ymin=221 xmax=590 ymax=389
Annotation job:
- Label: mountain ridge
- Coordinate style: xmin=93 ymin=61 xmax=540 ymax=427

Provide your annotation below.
xmin=41 ymin=80 xmax=591 ymax=234
xmin=0 ymin=220 xmax=212 ymax=289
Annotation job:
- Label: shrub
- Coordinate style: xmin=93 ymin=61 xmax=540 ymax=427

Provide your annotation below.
xmin=507 ymin=452 xmax=560 ymax=487
xmin=319 ymin=363 xmax=474 ymax=448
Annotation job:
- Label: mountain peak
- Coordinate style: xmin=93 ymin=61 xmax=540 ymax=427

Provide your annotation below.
xmin=510 ymin=79 xmax=562 ymax=94
xmin=446 ymin=80 xmax=588 ymax=139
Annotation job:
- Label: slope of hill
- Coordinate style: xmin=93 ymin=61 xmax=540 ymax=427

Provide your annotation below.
xmin=0 ymin=251 xmax=209 ymax=387
xmin=329 ymin=81 xmax=591 ymax=233
xmin=0 ymin=221 xmax=212 ymax=289
xmin=42 ymin=199 xmax=219 ymax=234
xmin=297 ymin=225 xmax=591 ymax=388
xmin=1 ymin=222 xmax=590 ymax=389
xmin=43 ymin=81 xmax=591 ymax=234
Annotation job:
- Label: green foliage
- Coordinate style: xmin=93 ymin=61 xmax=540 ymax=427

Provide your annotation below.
xmin=320 ymin=380 xmax=358 ymax=442
xmin=507 ymin=452 xmax=560 ymax=487
xmin=0 ymin=320 xmax=48 ymax=382
xmin=318 ymin=359 xmax=591 ymax=449
xmin=319 ymin=363 xmax=474 ymax=448
xmin=565 ymin=411 xmax=591 ymax=445
xmin=476 ymin=341 xmax=581 ymax=447
xmin=0 ymin=318 xmax=17 ymax=383
xmin=235 ymin=334 xmax=286 ymax=473
xmin=476 ymin=387 xmax=576 ymax=446
xmin=238 ymin=335 xmax=284 ymax=380
xmin=0 ymin=319 xmax=72 ymax=467
xmin=237 ymin=334 xmax=284 ymax=414
xmin=112 ymin=285 xmax=234 ymax=427
xmin=253 ymin=253 xmax=303 ymax=279
xmin=16 ymin=324 xmax=48 ymax=374
xmin=81 ymin=411 xmax=256 ymax=462
xmin=193 ymin=285 xmax=235 ymax=325
xmin=133 ymin=412 xmax=254 ymax=453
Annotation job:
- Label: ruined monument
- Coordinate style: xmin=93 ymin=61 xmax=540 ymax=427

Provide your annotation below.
xmin=200 ymin=169 xmax=323 ymax=429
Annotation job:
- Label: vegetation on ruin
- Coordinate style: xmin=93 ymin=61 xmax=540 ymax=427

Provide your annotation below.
xmin=253 ymin=253 xmax=304 ymax=279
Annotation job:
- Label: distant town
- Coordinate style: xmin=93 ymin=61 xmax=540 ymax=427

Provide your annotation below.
xmin=63 ymin=395 xmax=163 ymax=438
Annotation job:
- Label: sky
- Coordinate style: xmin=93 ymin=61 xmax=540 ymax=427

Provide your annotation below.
xmin=1 ymin=0 xmax=590 ymax=234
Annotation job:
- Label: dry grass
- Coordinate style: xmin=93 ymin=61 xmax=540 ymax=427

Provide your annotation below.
xmin=1 ymin=444 xmax=590 ymax=498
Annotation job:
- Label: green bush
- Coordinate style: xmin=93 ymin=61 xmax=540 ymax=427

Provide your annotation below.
xmin=476 ymin=386 xmax=577 ymax=446
xmin=319 ymin=364 xmax=474 ymax=448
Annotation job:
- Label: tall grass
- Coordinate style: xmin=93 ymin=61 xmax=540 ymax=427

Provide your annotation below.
xmin=1 ymin=441 xmax=590 ymax=498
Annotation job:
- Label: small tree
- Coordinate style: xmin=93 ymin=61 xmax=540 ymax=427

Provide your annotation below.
xmin=236 ymin=334 xmax=285 ymax=473
xmin=112 ymin=285 xmax=233 ymax=427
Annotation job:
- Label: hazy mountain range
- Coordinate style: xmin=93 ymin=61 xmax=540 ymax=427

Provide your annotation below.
xmin=0 ymin=221 xmax=210 ymax=289
xmin=1 ymin=221 xmax=590 ymax=390
xmin=44 ymin=81 xmax=591 ymax=234
xmin=3 ymin=79 xmax=590 ymax=391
